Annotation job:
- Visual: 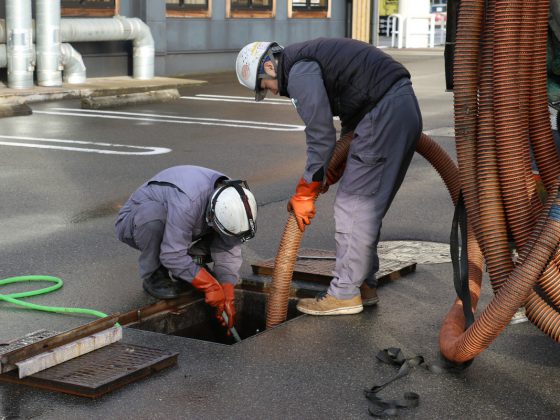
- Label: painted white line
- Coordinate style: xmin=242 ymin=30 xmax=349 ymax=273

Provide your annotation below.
xmin=183 ymin=95 xmax=339 ymax=121
xmin=181 ymin=94 xmax=292 ymax=105
xmin=0 ymin=134 xmax=171 ymax=155
xmin=181 ymin=96 xmax=291 ymax=105
xmin=36 ymin=108 xmax=305 ymax=132
xmin=197 ymin=94 xmax=292 ymax=102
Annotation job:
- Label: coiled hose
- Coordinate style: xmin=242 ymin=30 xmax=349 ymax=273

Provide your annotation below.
xmin=440 ymin=0 xmax=560 ymax=363
xmin=266 ymin=0 xmax=560 ymax=364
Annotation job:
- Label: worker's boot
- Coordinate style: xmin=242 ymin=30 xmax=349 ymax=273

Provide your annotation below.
xmin=168 ymin=272 xmax=196 ymax=296
xmin=296 ymin=293 xmax=363 ymax=316
xmin=143 ymin=266 xmax=179 ymax=299
xmin=173 ymin=279 xmax=196 ymax=296
xmin=360 ymin=283 xmax=379 ymax=306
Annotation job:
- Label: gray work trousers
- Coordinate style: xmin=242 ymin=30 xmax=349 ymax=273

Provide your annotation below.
xmin=118 ymin=201 xmax=211 ymax=280
xmin=327 ymin=78 xmax=422 ymax=300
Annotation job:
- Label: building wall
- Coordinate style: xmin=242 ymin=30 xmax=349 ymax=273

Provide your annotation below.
xmin=154 ymin=0 xmax=346 ymax=76
xmin=0 ymin=0 xmax=346 ymax=78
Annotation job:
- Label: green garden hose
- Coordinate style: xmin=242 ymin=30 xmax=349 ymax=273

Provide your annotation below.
xmin=0 ymin=275 xmax=110 ymax=320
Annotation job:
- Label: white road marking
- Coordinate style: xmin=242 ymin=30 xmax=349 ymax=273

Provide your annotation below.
xmin=181 ymin=94 xmax=292 ymax=105
xmin=181 ymin=95 xmax=340 ymax=122
xmin=0 ymin=134 xmax=171 ymax=155
xmin=34 ymin=108 xmax=305 ymax=132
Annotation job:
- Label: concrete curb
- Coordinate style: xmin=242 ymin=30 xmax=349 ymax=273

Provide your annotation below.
xmin=0 ymin=77 xmax=206 ymax=107
xmin=0 ymin=103 xmax=33 ymax=118
xmin=81 ymin=88 xmax=181 ymax=109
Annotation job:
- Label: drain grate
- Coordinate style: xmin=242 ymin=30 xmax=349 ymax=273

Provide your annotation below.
xmin=0 ymin=342 xmax=178 ymax=398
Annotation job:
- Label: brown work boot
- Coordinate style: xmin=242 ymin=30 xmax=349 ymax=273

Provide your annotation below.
xmin=360 ymin=283 xmax=379 ymax=306
xmin=296 ymin=293 xmax=363 ymax=316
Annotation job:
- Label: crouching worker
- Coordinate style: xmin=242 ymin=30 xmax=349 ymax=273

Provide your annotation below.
xmin=115 ymin=165 xmax=257 ymax=329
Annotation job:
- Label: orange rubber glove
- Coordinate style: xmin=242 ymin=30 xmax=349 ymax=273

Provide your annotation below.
xmin=192 ymin=268 xmax=225 ymax=314
xmin=220 ymin=283 xmax=236 ymax=330
xmin=287 ymin=177 xmax=322 ymax=232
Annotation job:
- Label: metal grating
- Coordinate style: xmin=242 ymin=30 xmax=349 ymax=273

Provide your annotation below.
xmin=0 ymin=342 xmax=178 ymax=398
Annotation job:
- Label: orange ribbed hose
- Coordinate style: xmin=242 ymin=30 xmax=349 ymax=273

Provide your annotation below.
xmin=440 ymin=194 xmax=560 ymax=362
xmin=475 ymin=0 xmax=514 ymax=292
xmin=493 ymin=0 xmax=535 ymax=249
xmin=265 ymin=131 xmax=353 ymax=329
xmin=440 ymin=0 xmax=560 ymax=363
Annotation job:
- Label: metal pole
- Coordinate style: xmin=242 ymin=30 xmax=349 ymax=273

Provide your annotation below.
xmin=371 ymin=0 xmax=379 ymax=46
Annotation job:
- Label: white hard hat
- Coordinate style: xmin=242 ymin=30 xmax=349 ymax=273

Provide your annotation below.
xmin=207 ymin=180 xmax=257 ymax=242
xmin=236 ymin=41 xmax=282 ymax=101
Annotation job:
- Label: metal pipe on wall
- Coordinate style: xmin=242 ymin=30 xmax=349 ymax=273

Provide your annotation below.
xmin=60 ymin=16 xmax=154 ymax=80
xmin=60 ymin=43 xmax=85 ymax=84
xmin=0 ymin=12 xmax=155 ymax=84
xmin=0 ymin=44 xmax=6 ymax=68
xmin=36 ymin=0 xmax=62 ymax=87
xmin=5 ymin=0 xmax=35 ymax=89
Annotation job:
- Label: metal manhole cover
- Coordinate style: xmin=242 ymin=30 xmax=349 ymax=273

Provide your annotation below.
xmin=0 ymin=342 xmax=178 ymax=398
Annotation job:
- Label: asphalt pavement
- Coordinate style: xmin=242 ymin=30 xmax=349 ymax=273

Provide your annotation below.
xmin=0 ymin=48 xmax=559 ymax=419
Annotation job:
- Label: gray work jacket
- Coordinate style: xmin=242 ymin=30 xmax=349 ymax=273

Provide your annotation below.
xmin=115 ymin=166 xmax=242 ymax=284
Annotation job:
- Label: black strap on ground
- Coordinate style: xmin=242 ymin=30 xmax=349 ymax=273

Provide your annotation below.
xmin=450 ymin=192 xmax=475 ymax=328
xmin=364 ymin=347 xmax=471 ymax=417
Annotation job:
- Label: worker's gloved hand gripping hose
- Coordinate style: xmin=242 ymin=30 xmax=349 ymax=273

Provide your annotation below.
xmin=287 ymin=178 xmax=322 ymax=232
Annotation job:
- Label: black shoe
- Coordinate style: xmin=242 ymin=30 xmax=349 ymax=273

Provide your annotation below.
xmin=143 ymin=269 xmax=179 ymax=299
xmin=173 ymin=279 xmax=195 ymax=296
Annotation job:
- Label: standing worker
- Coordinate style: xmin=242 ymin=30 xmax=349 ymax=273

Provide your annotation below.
xmin=115 ymin=165 xmax=257 ymax=329
xmin=236 ymin=38 xmax=422 ymax=315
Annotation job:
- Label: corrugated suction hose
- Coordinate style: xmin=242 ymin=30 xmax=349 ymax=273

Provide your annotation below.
xmin=439 ymin=0 xmax=560 ymax=363
xmin=265 ymin=131 xmax=353 ymax=329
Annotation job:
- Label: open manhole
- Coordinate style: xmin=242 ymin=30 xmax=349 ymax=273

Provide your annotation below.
xmin=129 ymin=289 xmax=301 ymax=345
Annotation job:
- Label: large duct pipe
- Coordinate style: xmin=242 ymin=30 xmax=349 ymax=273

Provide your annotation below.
xmin=0 ymin=18 xmax=86 ymax=84
xmin=5 ymin=0 xmax=34 ymax=89
xmin=59 ymin=16 xmax=154 ymax=80
xmin=36 ymin=0 xmax=62 ymax=87
xmin=0 ymin=14 xmax=154 ymax=83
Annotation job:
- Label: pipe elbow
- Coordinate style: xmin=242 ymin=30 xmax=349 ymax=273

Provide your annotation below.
xmin=60 ymin=43 xmax=86 ymax=84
